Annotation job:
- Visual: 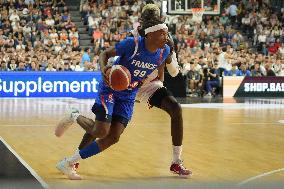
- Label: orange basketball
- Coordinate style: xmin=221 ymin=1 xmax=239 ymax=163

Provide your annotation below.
xmin=107 ymin=65 xmax=131 ymax=91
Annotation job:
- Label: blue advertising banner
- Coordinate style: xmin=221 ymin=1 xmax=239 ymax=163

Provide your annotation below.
xmin=0 ymin=72 xmax=102 ymax=98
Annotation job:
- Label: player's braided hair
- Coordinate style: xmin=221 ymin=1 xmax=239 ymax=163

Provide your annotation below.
xmin=141 ymin=3 xmax=160 ymax=21
xmin=139 ymin=3 xmax=162 ymax=37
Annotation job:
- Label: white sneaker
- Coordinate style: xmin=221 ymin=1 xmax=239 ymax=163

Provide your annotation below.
xmin=204 ymin=93 xmax=212 ymax=98
xmin=55 ymin=107 xmax=79 ymax=137
xmin=56 ymin=158 xmax=82 ymax=180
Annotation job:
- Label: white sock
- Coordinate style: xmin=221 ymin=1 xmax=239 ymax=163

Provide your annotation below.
xmin=72 ymin=113 xmax=80 ymax=122
xmin=173 ymin=145 xmax=182 ymax=162
xmin=67 ymin=149 xmax=82 ymax=164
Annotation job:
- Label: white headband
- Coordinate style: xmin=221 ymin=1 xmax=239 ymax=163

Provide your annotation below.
xmin=144 ymin=24 xmax=168 ymax=35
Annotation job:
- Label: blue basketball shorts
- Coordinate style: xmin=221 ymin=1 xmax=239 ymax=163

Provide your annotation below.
xmin=92 ymin=93 xmax=135 ymax=127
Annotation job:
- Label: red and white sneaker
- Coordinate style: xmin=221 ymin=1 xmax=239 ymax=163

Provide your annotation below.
xmin=73 ymin=162 xmax=80 ymax=170
xmin=170 ymin=159 xmax=192 ymax=178
xmin=56 ymin=158 xmax=82 ymax=180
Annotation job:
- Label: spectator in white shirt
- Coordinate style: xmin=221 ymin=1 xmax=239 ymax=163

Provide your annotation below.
xmin=45 ymin=15 xmax=55 ymax=27
xmin=227 ymin=3 xmax=238 ymax=25
xmin=258 ymin=32 xmax=267 ymax=49
xmin=9 ymin=10 xmax=20 ymax=23
xmin=218 ymin=47 xmax=229 ymax=77
xmin=46 ymin=63 xmax=56 ymax=71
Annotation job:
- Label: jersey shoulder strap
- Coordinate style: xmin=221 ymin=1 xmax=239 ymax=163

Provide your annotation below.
xmin=158 ymin=48 xmax=164 ymax=65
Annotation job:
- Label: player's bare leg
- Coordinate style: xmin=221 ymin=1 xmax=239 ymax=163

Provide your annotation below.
xmin=160 ymin=96 xmax=192 ymax=177
xmin=96 ymin=122 xmax=125 ymax=150
xmin=78 ymin=132 xmax=96 ymax=150
xmin=55 ymin=108 xmax=109 ymax=139
xmin=57 ymin=121 xmax=125 ymax=179
xmin=160 ymin=96 xmax=183 ymax=146
xmin=55 ymin=108 xmax=80 ymax=137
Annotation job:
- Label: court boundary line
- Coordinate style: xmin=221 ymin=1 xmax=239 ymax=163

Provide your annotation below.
xmin=238 ymin=167 xmax=284 ymax=186
xmin=0 ymin=137 xmax=49 ymax=189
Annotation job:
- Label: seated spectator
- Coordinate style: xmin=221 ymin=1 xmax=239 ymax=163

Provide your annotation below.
xmin=81 ymin=47 xmax=91 ymax=68
xmin=204 ymin=62 xmax=220 ymax=97
xmin=251 ymin=62 xmax=264 ymax=76
xmin=272 ymin=59 xmax=282 ymax=76
xmin=261 ymin=44 xmax=269 ymax=56
xmin=187 ymin=62 xmax=202 ymax=97
xmin=268 ymin=42 xmax=278 ymax=55
xmin=220 ymin=12 xmax=230 ymax=26
xmin=93 ymin=28 xmax=103 ymax=43
xmin=278 ymin=43 xmax=284 ymax=56
xmin=70 ymin=61 xmax=82 ymax=71
xmin=0 ymin=61 xmax=8 ymax=71
xmin=29 ymin=61 xmax=39 ymax=71
xmin=265 ymin=64 xmax=276 ymax=76
xmin=46 ymin=63 xmax=56 ymax=71
xmin=224 ymin=65 xmax=239 ymax=76
xmin=16 ymin=62 xmax=26 ymax=71
xmin=8 ymin=59 xmax=17 ymax=71
xmin=63 ymin=62 xmax=72 ymax=71
xmin=236 ymin=63 xmax=251 ymax=76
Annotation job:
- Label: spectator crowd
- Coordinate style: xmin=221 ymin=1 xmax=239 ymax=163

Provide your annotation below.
xmin=0 ymin=0 xmax=284 ymax=97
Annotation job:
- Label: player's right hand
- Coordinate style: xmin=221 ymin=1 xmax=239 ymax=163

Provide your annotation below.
xmin=102 ymin=65 xmax=111 ymax=86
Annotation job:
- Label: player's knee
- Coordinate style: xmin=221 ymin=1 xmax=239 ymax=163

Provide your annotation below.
xmin=170 ymin=102 xmax=182 ymax=117
xmin=93 ymin=127 xmax=109 ymax=138
xmin=162 ymin=98 xmax=182 ymax=117
xmin=108 ymin=134 xmax=120 ymax=145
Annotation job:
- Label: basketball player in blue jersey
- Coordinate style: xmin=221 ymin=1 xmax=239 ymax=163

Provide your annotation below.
xmin=55 ymin=20 xmax=171 ymax=180
xmin=55 ymin=2 xmax=191 ymax=179
xmin=73 ymin=3 xmax=191 ymax=177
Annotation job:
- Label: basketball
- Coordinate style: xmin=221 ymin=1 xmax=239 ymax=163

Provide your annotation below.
xmin=106 ymin=65 xmax=131 ymax=91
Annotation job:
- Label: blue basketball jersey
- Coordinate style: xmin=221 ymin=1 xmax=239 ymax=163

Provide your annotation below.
xmin=99 ymin=36 xmax=170 ymax=100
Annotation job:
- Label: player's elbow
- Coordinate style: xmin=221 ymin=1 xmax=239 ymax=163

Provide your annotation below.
xmin=104 ymin=46 xmax=117 ymax=59
xmin=168 ymin=69 xmax=179 ymax=77
xmin=166 ymin=63 xmax=179 ymax=77
xmin=166 ymin=52 xmax=179 ymax=77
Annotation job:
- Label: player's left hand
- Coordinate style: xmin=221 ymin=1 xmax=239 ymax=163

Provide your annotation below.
xmin=167 ymin=33 xmax=175 ymax=54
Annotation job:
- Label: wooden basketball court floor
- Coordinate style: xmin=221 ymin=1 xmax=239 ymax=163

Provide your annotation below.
xmin=0 ymin=98 xmax=284 ymax=189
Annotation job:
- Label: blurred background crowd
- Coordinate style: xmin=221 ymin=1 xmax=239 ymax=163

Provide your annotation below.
xmin=0 ymin=0 xmax=283 ymax=97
